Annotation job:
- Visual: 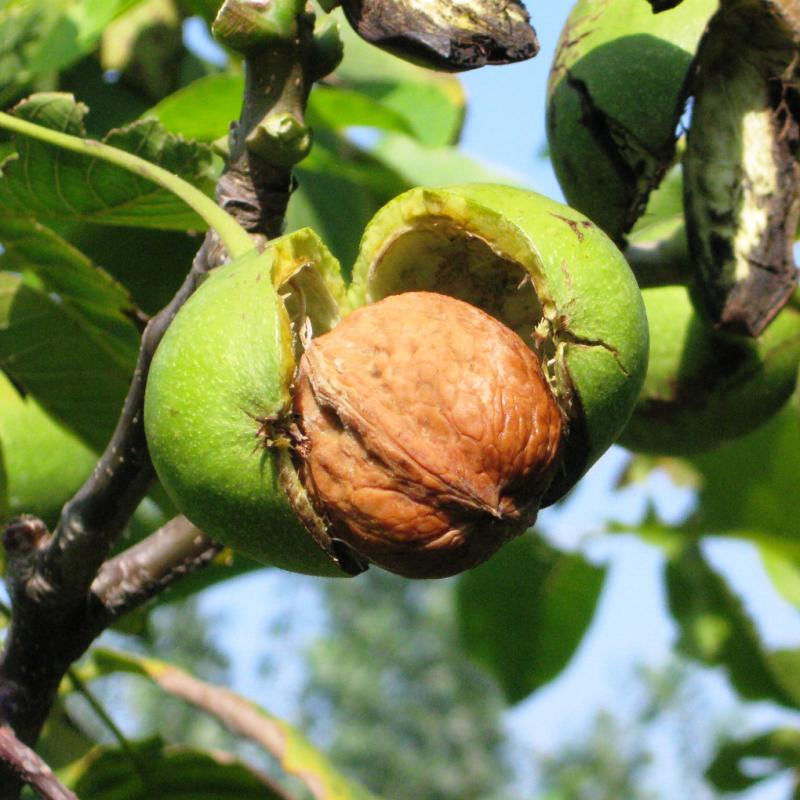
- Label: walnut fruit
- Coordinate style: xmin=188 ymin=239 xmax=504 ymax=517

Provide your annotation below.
xmin=293 ymin=291 xmax=562 ymax=578
xmin=618 ymin=284 xmax=800 ymax=455
xmin=145 ymin=187 xmax=648 ymax=578
xmin=546 ymin=0 xmax=716 ymax=243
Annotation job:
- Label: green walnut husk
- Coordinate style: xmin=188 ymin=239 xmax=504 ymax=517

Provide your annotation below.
xmin=145 ymin=187 xmax=647 ymax=576
xmin=339 ymin=0 xmax=539 ymax=72
xmin=145 ymin=230 xmax=354 ymax=577
xmin=683 ymin=0 xmax=800 ymax=336
xmin=547 ymin=0 xmax=716 ymax=242
xmin=618 ymin=285 xmax=800 ymax=455
xmin=348 ymin=184 xmax=648 ymax=503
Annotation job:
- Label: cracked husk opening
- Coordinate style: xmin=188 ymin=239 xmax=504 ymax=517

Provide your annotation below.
xmin=270 ymin=231 xmax=368 ymax=575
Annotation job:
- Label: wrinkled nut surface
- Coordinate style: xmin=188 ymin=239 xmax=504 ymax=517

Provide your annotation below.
xmin=293 ymin=291 xmax=563 ymax=578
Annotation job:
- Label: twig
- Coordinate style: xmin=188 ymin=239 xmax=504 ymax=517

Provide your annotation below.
xmin=0 ymin=726 xmax=79 ymax=800
xmin=42 ymin=237 xmax=220 ymax=604
xmin=0 ymin=3 xmax=334 ymax=795
xmin=91 ymin=516 xmax=222 ymax=621
xmin=125 ymin=660 xmax=320 ymax=800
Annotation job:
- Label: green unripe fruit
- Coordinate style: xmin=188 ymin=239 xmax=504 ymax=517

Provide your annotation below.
xmin=350 ymin=185 xmax=649 ymax=504
xmin=619 ymin=285 xmax=800 ymax=455
xmin=145 ymin=186 xmax=648 ymax=577
xmin=546 ymin=0 xmax=716 ymax=242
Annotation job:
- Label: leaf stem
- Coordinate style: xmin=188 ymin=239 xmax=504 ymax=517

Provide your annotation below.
xmin=0 ymin=111 xmax=254 ymax=260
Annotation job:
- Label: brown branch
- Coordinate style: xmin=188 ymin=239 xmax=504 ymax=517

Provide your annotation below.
xmin=0 ymin=239 xmax=219 ymax=763
xmin=91 ymin=516 xmax=222 ymax=621
xmin=0 ymin=4 xmax=334 ymax=795
xmin=0 ymin=726 xmax=79 ymax=800
xmin=42 ymin=235 xmax=221 ymax=603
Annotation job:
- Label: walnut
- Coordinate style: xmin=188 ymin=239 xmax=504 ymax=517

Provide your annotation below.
xmin=293 ymin=291 xmax=563 ymax=578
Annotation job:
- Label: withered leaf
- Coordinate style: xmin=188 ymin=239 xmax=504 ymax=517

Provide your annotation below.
xmin=340 ymin=0 xmax=539 ymax=72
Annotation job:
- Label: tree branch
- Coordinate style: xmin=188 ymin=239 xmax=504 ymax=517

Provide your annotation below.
xmin=0 ymin=726 xmax=79 ymax=800
xmin=91 ymin=516 xmax=222 ymax=621
xmin=0 ymin=2 xmax=337 ymax=793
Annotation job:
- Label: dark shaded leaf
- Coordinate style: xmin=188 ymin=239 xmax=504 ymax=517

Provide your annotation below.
xmin=53 ymin=221 xmax=203 ymax=315
xmin=666 ymin=542 xmax=800 ymax=709
xmin=706 ymin=727 xmax=800 ymax=792
xmin=0 ymin=216 xmax=141 ymax=362
xmin=38 ymin=702 xmax=97 ymax=773
xmin=456 ymin=533 xmax=606 ymax=703
xmin=64 ymin=737 xmax=289 ymax=800
xmin=0 ymin=272 xmax=133 ymax=451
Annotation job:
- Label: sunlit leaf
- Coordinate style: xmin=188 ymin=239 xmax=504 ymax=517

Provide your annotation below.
xmin=144 ymin=72 xmax=243 ymax=142
xmin=0 ymin=93 xmax=217 ymax=230
xmin=87 ymin=649 xmax=384 ymax=800
xmin=371 ymin=133 xmax=517 ymax=187
xmin=306 ymin=84 xmax=413 ymax=136
xmin=683 ymin=407 xmax=800 ymax=540
xmin=334 ymin=9 xmax=465 ymax=146
xmin=456 ymin=533 xmax=607 ymax=704
xmin=148 ymin=73 xmax=424 ymax=143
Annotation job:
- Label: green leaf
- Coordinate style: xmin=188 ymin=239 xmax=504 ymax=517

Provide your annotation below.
xmin=144 ymin=73 xmax=243 ymax=142
xmin=0 ymin=92 xmax=217 ymax=230
xmin=0 ymin=272 xmax=133 ymax=451
xmin=342 ymin=79 xmax=465 ymax=148
xmin=666 ymin=542 xmax=800 ymax=709
xmin=456 ymin=533 xmax=607 ymax=704
xmin=684 ymin=407 xmax=800 ymax=540
xmin=706 ymin=727 xmax=800 ymax=792
xmin=86 ymin=649 xmax=383 ymax=800
xmin=61 ymin=737 xmax=288 ymax=800
xmin=145 ymin=18 xmax=466 ymax=148
xmin=306 ymin=84 xmax=413 ymax=137
xmin=334 ymin=11 xmax=465 ymax=146
xmin=38 ymin=701 xmax=97 ymax=773
xmin=759 ymin=543 xmax=800 ymax=609
xmin=52 ymin=221 xmax=203 ymax=315
xmin=0 ymin=216 xmax=141 ymax=361
xmin=148 ymin=74 xmax=415 ymax=143
xmin=0 ymin=0 xmax=144 ymax=103
xmin=371 ymin=133 xmax=516 ymax=187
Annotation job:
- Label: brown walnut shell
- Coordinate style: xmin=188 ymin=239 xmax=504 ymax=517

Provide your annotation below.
xmin=293 ymin=291 xmax=563 ymax=578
